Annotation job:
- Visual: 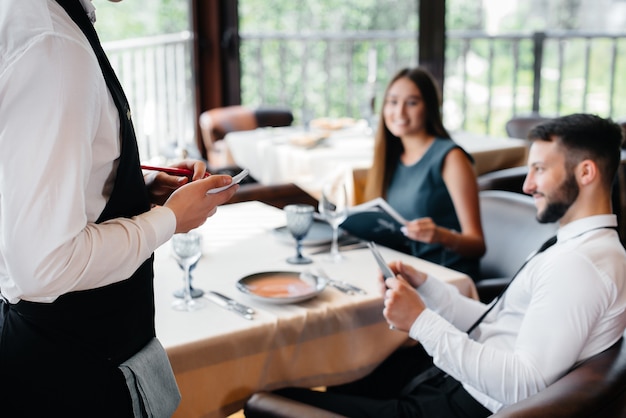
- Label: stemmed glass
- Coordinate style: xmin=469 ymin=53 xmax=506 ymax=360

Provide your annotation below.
xmin=173 ymin=260 xmax=204 ymax=299
xmin=284 ymin=204 xmax=315 ymax=264
xmin=171 ymin=231 xmax=207 ymax=311
xmin=319 ymin=182 xmax=348 ymax=262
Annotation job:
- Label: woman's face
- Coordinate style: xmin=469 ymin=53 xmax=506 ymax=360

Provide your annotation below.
xmin=382 ymin=77 xmax=427 ymax=138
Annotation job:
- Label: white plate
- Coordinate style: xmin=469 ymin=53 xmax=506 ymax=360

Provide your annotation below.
xmin=236 ymin=271 xmax=327 ymax=304
xmin=273 ymin=220 xmax=335 ymax=246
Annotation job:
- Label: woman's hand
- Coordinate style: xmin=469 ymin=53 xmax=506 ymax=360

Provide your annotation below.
xmin=145 ymin=160 xmax=208 ymax=206
xmin=402 ymin=217 xmax=438 ymax=243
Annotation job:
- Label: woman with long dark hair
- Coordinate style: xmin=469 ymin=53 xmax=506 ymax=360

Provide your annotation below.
xmin=364 ymin=67 xmax=485 ymax=278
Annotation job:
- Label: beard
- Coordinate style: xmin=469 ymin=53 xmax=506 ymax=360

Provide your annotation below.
xmin=536 ymin=173 xmax=579 ymax=223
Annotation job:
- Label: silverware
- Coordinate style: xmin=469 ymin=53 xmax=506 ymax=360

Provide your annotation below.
xmin=309 ymin=269 xmax=367 ymax=295
xmin=203 ymin=291 xmax=255 ymax=320
xmin=308 ymin=241 xmax=368 ymax=255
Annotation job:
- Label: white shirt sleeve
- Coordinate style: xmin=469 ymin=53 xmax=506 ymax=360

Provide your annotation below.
xmin=416 ymin=274 xmax=488 ymax=331
xmin=409 ymin=251 xmax=614 ymax=408
xmin=0 ymin=32 xmax=175 ymax=302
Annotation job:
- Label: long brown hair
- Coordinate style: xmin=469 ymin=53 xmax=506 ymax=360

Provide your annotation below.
xmin=364 ymin=67 xmax=451 ymax=201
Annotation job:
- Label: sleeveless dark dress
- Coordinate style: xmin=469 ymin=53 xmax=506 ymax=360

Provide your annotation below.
xmin=0 ymin=1 xmax=154 ymax=415
xmin=387 ymin=138 xmax=480 ymax=279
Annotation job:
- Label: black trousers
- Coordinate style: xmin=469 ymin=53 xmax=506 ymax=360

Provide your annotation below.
xmin=0 ymin=300 xmax=133 ymax=418
xmin=272 ymin=344 xmax=492 ymax=418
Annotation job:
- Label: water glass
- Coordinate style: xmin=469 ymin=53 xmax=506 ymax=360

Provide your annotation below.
xmin=284 ymin=204 xmax=315 ymax=264
xmin=171 ymin=231 xmax=207 ymax=311
xmin=319 ymin=182 xmax=348 ymax=262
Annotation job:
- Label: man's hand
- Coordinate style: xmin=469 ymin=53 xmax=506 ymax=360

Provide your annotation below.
xmin=389 ymin=261 xmax=428 ymax=288
xmin=383 ymin=274 xmax=427 ymax=332
xmin=377 ymin=261 xmax=428 ymax=332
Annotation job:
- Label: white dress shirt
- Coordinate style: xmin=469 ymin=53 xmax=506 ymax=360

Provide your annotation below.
xmin=0 ymin=0 xmax=176 ymax=303
xmin=410 ymin=214 xmax=626 ymax=413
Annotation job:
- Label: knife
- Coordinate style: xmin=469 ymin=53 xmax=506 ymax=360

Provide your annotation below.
xmin=308 ymin=241 xmax=369 ymax=255
xmin=204 ymin=291 xmax=255 ymax=320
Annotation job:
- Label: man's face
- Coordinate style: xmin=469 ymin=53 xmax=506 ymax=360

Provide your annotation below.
xmin=523 ymin=139 xmax=580 ymax=224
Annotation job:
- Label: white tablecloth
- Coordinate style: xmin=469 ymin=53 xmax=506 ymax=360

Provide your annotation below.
xmin=225 ymin=127 xmax=528 ymax=200
xmin=154 ymin=201 xmax=478 ymax=417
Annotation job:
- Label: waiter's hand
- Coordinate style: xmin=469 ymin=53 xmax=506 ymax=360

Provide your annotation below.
xmin=164 ymin=175 xmax=238 ymax=233
xmin=146 ymin=160 xmax=208 ymax=206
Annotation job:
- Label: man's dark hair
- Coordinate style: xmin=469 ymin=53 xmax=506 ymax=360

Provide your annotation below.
xmin=528 ymin=113 xmax=624 ymax=189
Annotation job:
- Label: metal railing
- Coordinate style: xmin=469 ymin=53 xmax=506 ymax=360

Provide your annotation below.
xmin=103 ymin=31 xmax=195 ymax=162
xmin=241 ymin=29 xmax=626 ymax=135
xmin=445 ymin=30 xmax=626 ymax=134
xmin=103 ymin=29 xmax=625 ymax=160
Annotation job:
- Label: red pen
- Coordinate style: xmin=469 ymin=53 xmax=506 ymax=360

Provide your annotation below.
xmin=140 ymin=165 xmax=210 ymax=178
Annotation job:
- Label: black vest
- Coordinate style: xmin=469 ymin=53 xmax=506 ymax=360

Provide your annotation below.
xmin=14 ymin=0 xmax=156 ymax=365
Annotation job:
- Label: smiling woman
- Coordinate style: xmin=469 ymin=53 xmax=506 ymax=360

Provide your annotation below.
xmin=363 ymin=67 xmax=486 ymax=280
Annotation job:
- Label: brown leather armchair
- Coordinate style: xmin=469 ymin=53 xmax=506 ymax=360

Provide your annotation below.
xmin=197 ymin=105 xmax=293 ymax=169
xmin=505 ymin=114 xmax=552 ymax=139
xmin=477 ymin=166 xmax=528 ymax=195
xmin=196 ymin=106 xmax=317 ymax=209
xmin=474 ymin=191 xmax=557 ymax=302
xmin=225 ymin=182 xmax=318 ymax=209
xmin=244 ymin=335 xmax=626 ymax=418
xmin=493 ymin=336 xmax=626 ymax=417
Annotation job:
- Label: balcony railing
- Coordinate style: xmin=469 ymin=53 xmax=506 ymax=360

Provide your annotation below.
xmin=104 ymin=29 xmax=625 ymax=160
xmin=103 ymin=31 xmax=195 ymax=162
xmin=445 ymin=30 xmax=626 ymax=135
xmin=242 ymin=29 xmax=626 ymax=135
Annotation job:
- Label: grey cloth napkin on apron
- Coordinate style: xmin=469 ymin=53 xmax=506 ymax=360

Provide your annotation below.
xmin=119 ymin=338 xmax=181 ymax=417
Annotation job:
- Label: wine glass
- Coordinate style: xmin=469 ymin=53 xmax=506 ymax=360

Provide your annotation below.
xmin=173 ymin=260 xmax=204 ymax=299
xmin=171 ymin=231 xmax=207 ymax=311
xmin=319 ymin=182 xmax=348 ymax=262
xmin=284 ymin=204 xmax=315 ymax=264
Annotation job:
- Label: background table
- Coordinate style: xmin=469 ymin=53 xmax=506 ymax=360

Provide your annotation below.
xmin=155 ymin=201 xmax=478 ymax=417
xmin=225 ymin=127 xmax=528 ymax=201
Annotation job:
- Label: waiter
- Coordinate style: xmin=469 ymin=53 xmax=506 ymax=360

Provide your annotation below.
xmin=0 ymin=0 xmax=236 ymax=416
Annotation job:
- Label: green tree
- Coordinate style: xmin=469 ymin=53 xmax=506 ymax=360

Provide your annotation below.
xmin=93 ymin=0 xmax=189 ymax=42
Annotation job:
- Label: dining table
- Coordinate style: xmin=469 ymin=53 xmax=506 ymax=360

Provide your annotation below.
xmin=154 ymin=200 xmax=479 ymax=417
xmin=224 ymin=124 xmax=529 ymax=201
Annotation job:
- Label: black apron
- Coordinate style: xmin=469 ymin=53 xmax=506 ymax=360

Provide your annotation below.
xmin=0 ymin=1 xmax=154 ymax=416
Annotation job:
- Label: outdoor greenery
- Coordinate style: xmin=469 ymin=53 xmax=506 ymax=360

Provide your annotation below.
xmin=238 ymin=0 xmax=419 ymax=123
xmin=93 ymin=0 xmax=189 ymax=42
xmin=91 ymin=0 xmax=625 ymax=137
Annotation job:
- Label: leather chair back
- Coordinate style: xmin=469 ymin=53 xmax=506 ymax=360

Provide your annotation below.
xmin=478 ymin=190 xmax=557 ymax=282
xmin=505 ymin=114 xmax=552 ymax=139
xmin=477 ymin=166 xmax=528 ymax=194
xmin=493 ymin=335 xmax=626 ymax=417
xmin=197 ymin=106 xmax=293 ymax=164
xmin=245 ymin=335 xmax=626 ymax=417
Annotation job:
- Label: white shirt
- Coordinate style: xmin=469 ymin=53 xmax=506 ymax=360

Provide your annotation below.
xmin=410 ymin=214 xmax=626 ymax=413
xmin=0 ymin=0 xmax=176 ymax=303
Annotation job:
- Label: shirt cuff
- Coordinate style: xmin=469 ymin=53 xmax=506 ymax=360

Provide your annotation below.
xmin=409 ymin=308 xmax=441 ymax=342
xmin=416 ymin=274 xmax=450 ymax=302
xmin=140 ymin=206 xmax=177 ymax=248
